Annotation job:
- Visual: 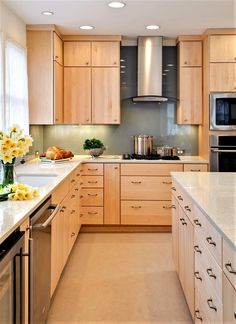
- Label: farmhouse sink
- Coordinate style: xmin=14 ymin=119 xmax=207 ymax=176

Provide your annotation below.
xmin=16 ymin=173 xmax=58 ymax=187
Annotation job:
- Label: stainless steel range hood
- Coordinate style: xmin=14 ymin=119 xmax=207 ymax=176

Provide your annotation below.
xmin=133 ymin=36 xmax=168 ymax=102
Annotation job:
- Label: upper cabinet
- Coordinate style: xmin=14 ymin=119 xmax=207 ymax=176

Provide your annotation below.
xmin=27 ymin=26 xmax=64 ymax=125
xmin=64 ymin=42 xmax=91 ymax=66
xmin=177 ymin=37 xmax=203 ymax=125
xmin=92 ymin=42 xmax=120 ymax=66
xmin=179 ymin=41 xmax=202 ymax=67
xmin=210 ymin=35 xmax=236 ymax=62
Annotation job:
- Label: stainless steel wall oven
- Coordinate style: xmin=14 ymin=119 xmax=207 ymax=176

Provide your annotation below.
xmin=210 ymin=135 xmax=236 ymax=172
xmin=210 ymin=93 xmax=236 ymax=130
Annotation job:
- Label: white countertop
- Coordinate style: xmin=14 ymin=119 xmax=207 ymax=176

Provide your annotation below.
xmin=0 ymin=155 xmax=208 ymax=244
xmin=171 ymin=172 xmax=236 ymax=249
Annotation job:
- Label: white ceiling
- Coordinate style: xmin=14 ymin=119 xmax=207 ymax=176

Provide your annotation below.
xmin=3 ymin=0 xmax=236 ymax=38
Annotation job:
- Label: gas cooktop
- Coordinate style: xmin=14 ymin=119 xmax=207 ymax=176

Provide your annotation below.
xmin=122 ymin=154 xmax=180 ymax=160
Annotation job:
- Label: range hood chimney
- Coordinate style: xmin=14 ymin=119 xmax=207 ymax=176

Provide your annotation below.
xmin=133 ymin=36 xmax=168 ymax=102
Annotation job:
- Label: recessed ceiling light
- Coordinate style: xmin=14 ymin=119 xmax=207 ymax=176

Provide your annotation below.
xmin=41 ymin=11 xmax=54 ymax=16
xmin=146 ymin=25 xmax=160 ymax=30
xmin=79 ymin=25 xmax=95 ymax=30
xmin=108 ymin=1 xmax=126 ymax=8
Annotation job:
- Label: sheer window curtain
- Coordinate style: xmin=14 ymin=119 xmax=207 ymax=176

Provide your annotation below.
xmin=5 ymin=40 xmax=29 ymax=133
xmin=0 ymin=33 xmax=4 ymax=130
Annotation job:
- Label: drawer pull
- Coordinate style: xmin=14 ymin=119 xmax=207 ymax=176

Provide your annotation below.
xmin=190 ymin=169 xmax=201 ymax=172
xmin=234 ymin=311 xmax=236 ymax=319
xmin=62 ymin=206 xmax=66 ymax=209
xmin=71 ymin=179 xmax=76 ymax=183
xmin=181 ymin=219 xmax=187 ymax=226
xmin=80 ymin=214 xmax=83 ymax=217
xmin=171 ymin=187 xmax=176 ymax=191
xmin=71 ymin=210 xmax=76 ymax=214
xmin=194 ymin=245 xmax=202 ymax=254
xmin=177 ymin=195 xmax=183 ymax=201
xmin=88 ymin=168 xmax=98 ymax=171
xmin=163 ymin=205 xmax=173 ymax=209
xmin=225 ymin=263 xmax=236 ymax=275
xmin=71 ymin=232 xmax=75 ymax=237
xmin=88 ymin=211 xmax=98 ymax=215
xmin=75 ymin=188 xmax=79 ymax=191
xmin=171 ymin=205 xmax=176 ymax=209
xmin=206 ymin=237 xmax=216 ymax=247
xmin=195 ymin=310 xmax=203 ymax=321
xmin=206 ymin=268 xmax=216 ymax=279
xmin=131 ymin=181 xmax=142 ymax=184
xmin=80 ymin=195 xmax=83 ymax=198
xmin=162 ymin=181 xmax=172 ymax=184
xmin=194 ymin=271 xmax=202 ymax=281
xmin=207 ymin=299 xmax=217 ymax=312
xmin=88 ymin=193 xmax=98 ymax=197
xmin=71 ymin=194 xmax=75 ymax=198
xmin=184 ymin=205 xmax=191 ymax=212
xmin=76 ymin=173 xmax=80 ymax=176
xmin=131 ymin=206 xmax=141 ymax=209
xmin=88 ymin=181 xmax=98 ymax=184
xmin=194 ymin=219 xmax=202 ymax=227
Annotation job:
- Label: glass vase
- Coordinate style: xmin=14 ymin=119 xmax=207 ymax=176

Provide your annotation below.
xmin=2 ymin=160 xmax=15 ymax=186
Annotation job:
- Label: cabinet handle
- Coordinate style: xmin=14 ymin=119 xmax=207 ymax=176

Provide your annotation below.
xmin=171 ymin=205 xmax=176 ymax=209
xmin=234 ymin=57 xmax=236 ymax=61
xmin=71 ymin=210 xmax=76 ymax=214
xmin=184 ymin=205 xmax=191 ymax=212
xmin=131 ymin=181 xmax=142 ymax=184
xmin=80 ymin=214 xmax=83 ymax=217
xmin=113 ymin=119 xmax=117 ymax=122
xmin=184 ymin=61 xmax=188 ymax=65
xmin=162 ymin=181 xmax=172 ymax=184
xmin=234 ymin=311 xmax=236 ymax=319
xmin=71 ymin=232 xmax=75 ymax=237
xmin=88 ymin=168 xmax=98 ymax=171
xmin=114 ymin=61 xmax=117 ymax=65
xmin=184 ymin=119 xmax=188 ymax=122
xmin=114 ymin=167 xmax=118 ymax=170
xmin=86 ymin=119 xmax=90 ymax=122
xmin=71 ymin=179 xmax=76 ymax=183
xmin=194 ymin=245 xmax=202 ymax=254
xmin=195 ymin=310 xmax=203 ymax=321
xmin=62 ymin=206 xmax=66 ymax=209
xmin=76 ymin=173 xmax=80 ymax=177
xmin=177 ymin=195 xmax=183 ymax=201
xmin=88 ymin=193 xmax=98 ymax=196
xmin=194 ymin=219 xmax=202 ymax=227
xmin=71 ymin=194 xmax=75 ymax=198
xmin=88 ymin=211 xmax=98 ymax=215
xmin=171 ymin=186 xmax=176 ymax=191
xmin=190 ymin=169 xmax=201 ymax=172
xmin=80 ymin=182 xmax=83 ymax=185
xmin=206 ymin=268 xmax=216 ymax=279
xmin=194 ymin=271 xmax=202 ymax=281
xmin=181 ymin=218 xmax=187 ymax=225
xmin=80 ymin=195 xmax=83 ymax=198
xmin=88 ymin=181 xmax=98 ymax=184
xmin=206 ymin=236 xmax=216 ymax=247
xmin=163 ymin=205 xmax=173 ymax=209
xmin=55 ymin=55 xmax=59 ymax=59
xmin=75 ymin=188 xmax=79 ymax=191
xmin=207 ymin=299 xmax=217 ymax=312
xmin=225 ymin=263 xmax=236 ymax=275
xmin=60 ymin=209 xmax=65 ymax=213
xmin=131 ymin=206 xmax=141 ymax=209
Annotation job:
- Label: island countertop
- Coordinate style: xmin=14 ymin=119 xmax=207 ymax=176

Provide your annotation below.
xmin=171 ymin=172 xmax=236 ymax=249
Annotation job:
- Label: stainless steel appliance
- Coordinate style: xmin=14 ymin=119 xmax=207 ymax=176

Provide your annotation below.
xmin=210 ymin=135 xmax=236 ymax=172
xmin=0 ymin=230 xmax=26 ymax=323
xmin=30 ymin=197 xmax=60 ymax=324
xmin=133 ymin=135 xmax=153 ymax=155
xmin=210 ymin=93 xmax=236 ymax=130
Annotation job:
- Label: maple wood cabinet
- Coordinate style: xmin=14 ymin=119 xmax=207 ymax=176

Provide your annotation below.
xmin=92 ymin=42 xmax=120 ymax=66
xmin=210 ymin=62 xmax=236 ymax=92
xmin=27 ymin=27 xmax=64 ymax=124
xmin=177 ymin=38 xmax=202 ymax=125
xmin=104 ymin=164 xmax=120 ymax=224
xmin=210 ymin=35 xmax=236 ymax=63
xmin=64 ymin=41 xmax=91 ymax=66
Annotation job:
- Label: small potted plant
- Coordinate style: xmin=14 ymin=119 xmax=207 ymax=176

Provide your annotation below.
xmin=83 ymin=138 xmax=105 ymax=158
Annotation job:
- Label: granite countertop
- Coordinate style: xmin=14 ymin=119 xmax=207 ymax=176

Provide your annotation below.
xmin=0 ymin=155 xmax=208 ymax=244
xmin=171 ymin=172 xmax=236 ymax=249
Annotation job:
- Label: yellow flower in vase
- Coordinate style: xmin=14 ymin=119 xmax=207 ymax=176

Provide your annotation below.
xmin=2 ymin=154 xmax=12 ymax=163
xmin=14 ymin=190 xmax=24 ymax=200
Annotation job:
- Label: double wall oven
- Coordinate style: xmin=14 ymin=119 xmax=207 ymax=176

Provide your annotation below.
xmin=210 ymin=135 xmax=236 ymax=172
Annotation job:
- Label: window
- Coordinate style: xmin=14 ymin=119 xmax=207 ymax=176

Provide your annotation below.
xmin=5 ymin=40 xmax=29 ymax=133
xmin=0 ymin=33 xmax=3 ymax=130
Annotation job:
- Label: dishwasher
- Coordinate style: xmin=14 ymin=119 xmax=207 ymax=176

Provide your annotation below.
xmin=30 ymin=197 xmax=60 ymax=324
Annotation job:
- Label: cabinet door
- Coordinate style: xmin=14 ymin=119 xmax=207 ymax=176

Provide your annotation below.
xmin=64 ymin=67 xmax=92 ymax=124
xmin=177 ymin=67 xmax=202 ymax=124
xmin=180 ymin=41 xmax=202 ymax=67
xmin=223 ymin=273 xmax=236 ymax=322
xmin=172 ymin=195 xmax=179 ymax=273
xmin=104 ymin=164 xmax=120 ymax=224
xmin=210 ymin=63 xmax=236 ymax=92
xmin=54 ymin=61 xmax=63 ymax=124
xmin=92 ymin=68 xmax=120 ymax=124
xmin=210 ymin=35 xmax=236 ymax=63
xmin=53 ymin=32 xmax=63 ymax=65
xmin=64 ymin=41 xmax=91 ymax=66
xmin=92 ymin=42 xmax=120 ymax=66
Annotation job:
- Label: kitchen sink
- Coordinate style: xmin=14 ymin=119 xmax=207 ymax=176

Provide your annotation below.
xmin=15 ymin=174 xmax=58 ymax=187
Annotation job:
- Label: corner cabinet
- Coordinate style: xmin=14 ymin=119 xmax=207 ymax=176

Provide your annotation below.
xmin=27 ymin=26 xmax=64 ymax=125
xmin=177 ymin=37 xmax=202 ymax=125
xmin=63 ymin=38 xmax=121 ymax=125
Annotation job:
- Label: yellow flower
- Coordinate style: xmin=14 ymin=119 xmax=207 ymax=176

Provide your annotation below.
xmin=9 ymin=124 xmax=20 ymax=133
xmin=2 ymin=154 xmax=12 ymax=163
xmin=11 ymin=148 xmax=19 ymax=156
xmin=25 ymin=135 xmax=33 ymax=146
xmin=8 ymin=193 xmax=16 ymax=201
xmin=32 ymin=188 xmax=39 ymax=197
xmin=17 ymin=148 xmax=24 ymax=156
xmin=1 ymin=145 xmax=9 ymax=154
xmin=14 ymin=190 xmax=24 ymax=200
xmin=3 ymin=138 xmax=12 ymax=147
xmin=24 ymin=191 xmax=32 ymax=200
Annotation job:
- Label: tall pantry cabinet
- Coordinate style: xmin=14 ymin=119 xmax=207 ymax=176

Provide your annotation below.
xmin=27 ymin=26 xmax=64 ymax=124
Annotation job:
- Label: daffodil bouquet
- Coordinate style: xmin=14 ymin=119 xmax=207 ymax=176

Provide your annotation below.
xmin=0 ymin=125 xmax=33 ymax=164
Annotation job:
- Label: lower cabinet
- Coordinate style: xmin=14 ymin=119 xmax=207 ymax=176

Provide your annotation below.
xmin=223 ymin=273 xmax=236 ymax=322
xmin=104 ymin=164 xmax=120 ymax=224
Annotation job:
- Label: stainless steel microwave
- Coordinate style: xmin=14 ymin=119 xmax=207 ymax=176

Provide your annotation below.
xmin=210 ymin=93 xmax=236 ymax=130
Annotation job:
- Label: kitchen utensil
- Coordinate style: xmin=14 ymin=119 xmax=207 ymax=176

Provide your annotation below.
xmin=133 ymin=135 xmax=153 ymax=155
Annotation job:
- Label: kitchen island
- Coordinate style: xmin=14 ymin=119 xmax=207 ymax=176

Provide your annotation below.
xmin=171 ymin=172 xmax=236 ymax=322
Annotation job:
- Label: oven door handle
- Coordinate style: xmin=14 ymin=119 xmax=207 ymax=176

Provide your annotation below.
xmin=32 ymin=204 xmax=60 ymax=229
xmin=211 ymin=149 xmax=236 ymax=153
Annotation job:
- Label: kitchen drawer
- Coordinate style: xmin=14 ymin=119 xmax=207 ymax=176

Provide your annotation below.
xmin=195 ymin=235 xmax=223 ymax=300
xmin=194 ymin=204 xmax=222 ymax=266
xmin=121 ymin=176 xmax=172 ymax=200
xmin=80 ymin=207 xmax=103 ymax=224
xmin=81 ymin=175 xmax=103 ymax=188
xmin=52 ymin=178 xmax=70 ymax=204
xmin=223 ymin=238 xmax=236 ymax=290
xmin=195 ymin=287 xmax=209 ymax=323
xmin=121 ymin=163 xmax=183 ymax=176
xmin=173 ymin=184 xmax=193 ymax=223
xmin=121 ymin=201 xmax=172 ymax=225
xmin=223 ymin=273 xmax=236 ymax=322
xmin=184 ymin=163 xmax=208 ymax=172
xmin=81 ymin=163 xmax=104 ymax=175
xmin=69 ymin=167 xmax=81 ymax=188
xmin=80 ymin=188 xmax=103 ymax=206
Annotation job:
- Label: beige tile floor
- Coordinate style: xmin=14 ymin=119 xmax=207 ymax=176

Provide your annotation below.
xmin=47 ymin=233 xmax=193 ymax=324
